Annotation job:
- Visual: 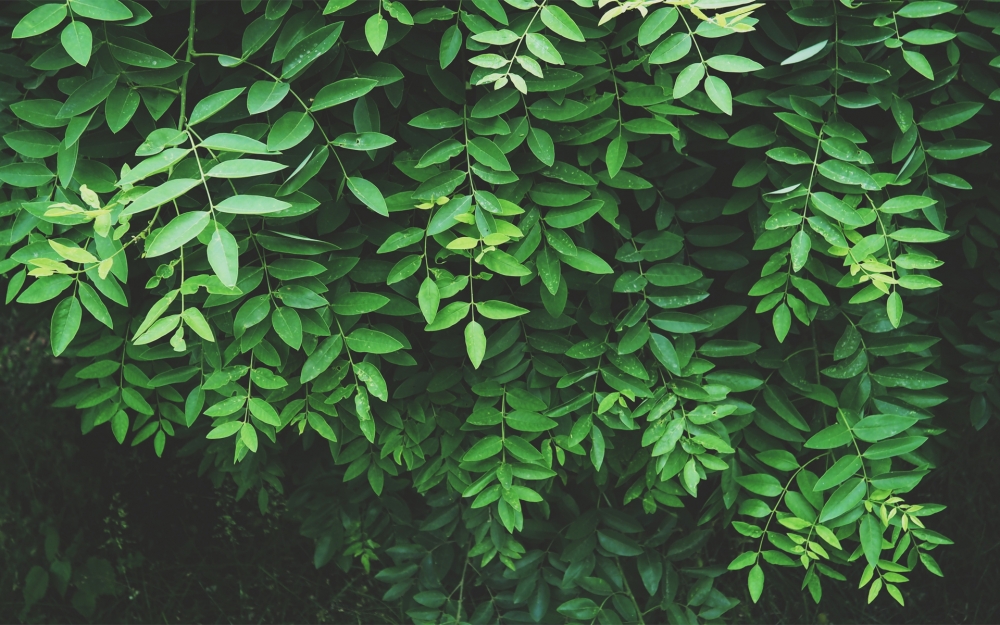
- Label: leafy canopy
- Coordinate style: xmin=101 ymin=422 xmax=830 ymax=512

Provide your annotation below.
xmin=6 ymin=0 xmax=995 ymax=621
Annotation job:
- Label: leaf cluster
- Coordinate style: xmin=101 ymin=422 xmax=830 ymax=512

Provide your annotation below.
xmin=3 ymin=0 xmax=995 ymax=621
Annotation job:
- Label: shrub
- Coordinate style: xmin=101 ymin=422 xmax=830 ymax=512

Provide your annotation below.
xmin=2 ymin=0 xmax=993 ymax=621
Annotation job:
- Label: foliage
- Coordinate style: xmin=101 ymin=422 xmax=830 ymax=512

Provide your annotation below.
xmin=3 ymin=0 xmax=997 ymax=621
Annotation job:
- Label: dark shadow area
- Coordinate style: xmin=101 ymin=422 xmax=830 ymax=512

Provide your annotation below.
xmin=0 ymin=307 xmax=397 ymax=624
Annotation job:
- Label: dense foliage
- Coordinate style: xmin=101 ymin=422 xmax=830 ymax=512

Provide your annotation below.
xmin=4 ymin=0 xmax=997 ymax=622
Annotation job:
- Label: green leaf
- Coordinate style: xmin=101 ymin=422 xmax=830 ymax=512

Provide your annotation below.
xmin=189 ymin=88 xmax=244 ymax=125
xmin=925 ymin=139 xmax=991 ymax=160
xmin=207 ymin=227 xmax=239 ymax=288
xmin=354 ymin=361 xmax=388 ymax=401
xmin=13 ymin=3 xmax=68 ymax=38
xmin=638 ymin=7 xmax=678 ymax=46
xmin=748 ymin=564 xmax=764 ymax=603
xmin=182 ymin=308 xmax=215 ymax=341
xmin=266 ymin=112 xmax=314 ymax=151
xmin=346 ymin=177 xmax=388 ymax=217
xmin=809 ymin=192 xmax=866 ymax=226
xmin=706 ymin=55 xmax=763 ymax=73
xmin=121 ymin=179 xmax=201 ymax=216
xmin=426 ymin=301 xmax=470 ymax=331
xmin=418 ymin=277 xmax=440 ymax=324
xmin=919 ymin=102 xmax=982 ymax=131
xmin=272 ymin=307 xmax=303 ymax=349
xmin=650 ymin=33 xmax=691 ymax=64
xmin=365 ymin=13 xmax=388 ymax=55
xmin=282 ymin=22 xmax=343 ymax=78
xmin=813 ymin=455 xmax=862 ymax=491
xmin=736 ymin=473 xmax=783 ymax=497
xmin=145 ymin=211 xmax=210 ymax=257
xmin=476 ymin=300 xmax=528 ymax=320
xmin=439 ymin=24 xmax=462 ymax=69
xmin=311 ymin=78 xmax=378 ymax=111
xmin=69 ymin=0 xmax=133 ymax=20
xmin=863 ymin=436 xmax=927 ymax=460
xmin=330 ymin=292 xmax=388 ymax=315
xmin=301 ymin=336 xmax=342 ymax=383
xmin=468 ymin=137 xmax=510 ymax=171
xmin=240 ymin=422 xmax=259 ymax=453
xmin=818 ymin=477 xmax=867 ymax=523
xmin=3 ymin=131 xmax=60 ymax=158
xmin=78 ymin=282 xmax=112 ymax=328
xmin=887 ymin=292 xmax=903 ymax=328
xmin=540 ymin=6 xmax=585 ymax=42
xmin=772 ymin=303 xmax=791 ymax=342
xmin=482 ymin=250 xmax=531 ymax=276
xmin=903 ymin=49 xmax=934 ymax=79
xmin=206 ymin=159 xmax=286 ymax=178
xmin=249 ymin=397 xmax=281 ymax=426
xmin=105 ymin=87 xmax=140 ymax=133
xmin=108 ymin=37 xmax=176 ymax=68
xmin=0 ymin=163 xmax=54 ymax=188
xmin=346 ymin=328 xmax=403 ymax=354
xmin=859 ymin=514 xmax=883 ymax=568
xmin=790 ymin=230 xmax=811 ymax=272
xmin=211 ymin=196 xmax=290 ymax=218
xmin=525 ymin=33 xmax=563 ymax=64
xmin=781 ymin=39 xmax=828 ymax=65
xmin=704 ymin=76 xmax=733 ymax=116
xmin=206 ymin=421 xmax=242 ymax=439
xmin=465 ymin=320 xmax=486 ymax=369
xmin=50 ymin=296 xmax=82 ymax=356
xmin=61 ymin=22 xmax=93 ymax=66
xmin=307 ymin=412 xmax=338 ymax=442
xmin=557 ymin=598 xmax=600 ymax=621
xmin=463 ymin=435 xmax=503 ymax=461
xmin=818 ymin=160 xmax=878 ymax=189
xmin=852 ymin=414 xmax=917 ymax=442
xmin=57 ymin=73 xmax=118 ymax=118
xmin=506 ymin=410 xmax=557 ymax=432
xmin=897 ymin=1 xmax=957 ymax=18
xmin=247 ymin=81 xmax=290 ymax=114
xmin=606 ymin=135 xmax=627 ymax=179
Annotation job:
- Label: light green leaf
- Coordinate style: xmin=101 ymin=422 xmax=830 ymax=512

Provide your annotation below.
xmin=439 ymin=24 xmax=462 ymax=69
xmin=266 ymin=112 xmax=314 ymax=151
xmin=145 ymin=211 xmax=210 ymax=257
xmin=271 ymin=307 xmax=303 ymax=349
xmin=206 ymin=159 xmax=286 ymax=178
xmin=354 ymin=361 xmax=388 ymax=401
xmin=366 ymin=13 xmax=388 ymax=55
xmin=247 ymin=81 xmax=290 ymax=114
xmin=50 ymin=296 xmax=82 ymax=356
xmin=207 ymin=227 xmax=239 ymax=288
xmin=418 ymin=277 xmax=440 ymax=324
xmin=476 ymin=300 xmax=529 ymax=319
xmin=525 ymin=33 xmax=564 ymax=64
xmin=61 ymin=22 xmax=93 ymax=66
xmin=782 ymin=39 xmax=828 ymax=65
xmin=69 ymin=0 xmax=133 ymax=20
xmin=13 ymin=3 xmax=68 ymax=38
xmin=540 ymin=6 xmax=585 ymax=42
xmin=347 ymin=177 xmax=388 ymax=217
xmin=649 ymin=33 xmax=691 ymax=64
xmin=638 ymin=7 xmax=678 ymax=46
xmin=189 ymin=88 xmax=244 ymax=126
xmin=346 ymin=328 xmax=403 ymax=354
xmin=465 ymin=320 xmax=486 ymax=369
xmin=704 ymin=76 xmax=733 ymax=116
xmin=215 ymin=195 xmax=291 ymax=215
xmin=706 ymin=54 xmax=763 ymax=73
xmin=311 ymin=78 xmax=379 ymax=111
xmin=121 ymin=178 xmax=200 ymax=216
xmin=748 ymin=564 xmax=764 ymax=603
